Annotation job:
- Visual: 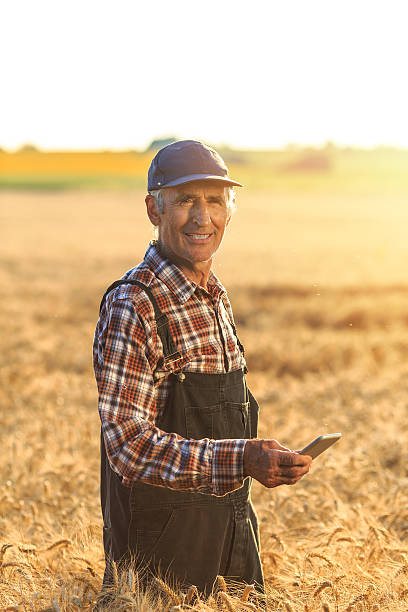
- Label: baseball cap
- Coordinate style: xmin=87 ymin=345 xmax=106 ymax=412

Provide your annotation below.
xmin=147 ymin=140 xmax=242 ymax=191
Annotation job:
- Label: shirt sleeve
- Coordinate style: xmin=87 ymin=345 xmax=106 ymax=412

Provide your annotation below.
xmin=95 ymin=297 xmax=247 ymax=496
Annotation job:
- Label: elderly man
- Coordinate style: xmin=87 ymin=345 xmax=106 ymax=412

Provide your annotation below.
xmin=93 ymin=140 xmax=312 ymax=597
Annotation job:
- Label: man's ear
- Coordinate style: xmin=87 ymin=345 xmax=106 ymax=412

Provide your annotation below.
xmin=145 ymin=195 xmax=161 ymax=226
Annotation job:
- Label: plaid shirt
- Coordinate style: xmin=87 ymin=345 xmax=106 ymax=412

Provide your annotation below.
xmin=93 ymin=242 xmax=248 ymax=496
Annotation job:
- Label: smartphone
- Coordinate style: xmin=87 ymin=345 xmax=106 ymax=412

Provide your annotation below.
xmin=299 ymin=433 xmax=342 ymax=459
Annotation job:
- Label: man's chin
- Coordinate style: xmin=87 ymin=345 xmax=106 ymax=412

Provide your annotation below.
xmin=184 ymin=244 xmax=217 ymax=261
xmin=181 ymin=248 xmax=215 ymax=266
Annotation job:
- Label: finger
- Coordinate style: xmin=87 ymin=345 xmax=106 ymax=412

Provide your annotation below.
xmin=281 ymin=468 xmax=310 ymax=484
xmin=295 ymin=451 xmax=313 ymax=462
xmin=278 ymin=465 xmax=310 ymax=479
xmin=267 ymin=475 xmax=300 ymax=487
xmin=278 ymin=451 xmax=310 ymax=467
xmin=276 ymin=451 xmax=295 ymax=466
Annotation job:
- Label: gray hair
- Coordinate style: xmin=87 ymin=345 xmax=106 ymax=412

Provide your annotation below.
xmin=148 ymin=186 xmax=236 ymax=214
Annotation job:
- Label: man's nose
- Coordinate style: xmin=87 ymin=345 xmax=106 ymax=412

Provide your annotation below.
xmin=191 ymin=201 xmax=211 ymax=225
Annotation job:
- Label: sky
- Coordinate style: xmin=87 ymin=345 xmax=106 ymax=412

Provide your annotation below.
xmin=1 ymin=0 xmax=408 ymax=151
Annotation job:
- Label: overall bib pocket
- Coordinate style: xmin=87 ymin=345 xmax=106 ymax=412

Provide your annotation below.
xmin=185 ymin=401 xmax=250 ymax=440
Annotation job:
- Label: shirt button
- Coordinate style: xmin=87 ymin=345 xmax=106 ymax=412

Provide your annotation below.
xmin=177 ymin=372 xmax=186 ymax=382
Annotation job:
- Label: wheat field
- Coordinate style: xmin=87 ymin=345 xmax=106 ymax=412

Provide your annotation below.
xmin=1 ymin=178 xmax=408 ymax=610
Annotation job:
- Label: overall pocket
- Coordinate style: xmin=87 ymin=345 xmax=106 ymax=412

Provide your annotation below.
xmin=128 ymin=508 xmax=176 ymax=561
xmin=185 ymin=401 xmax=250 ymax=440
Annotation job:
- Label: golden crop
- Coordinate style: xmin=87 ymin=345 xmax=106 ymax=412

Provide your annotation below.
xmin=0 ymin=151 xmax=151 ymax=176
xmin=1 ymin=171 xmax=408 ymax=610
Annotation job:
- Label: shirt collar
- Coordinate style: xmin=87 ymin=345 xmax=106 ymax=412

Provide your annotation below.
xmin=144 ymin=241 xmax=226 ymax=305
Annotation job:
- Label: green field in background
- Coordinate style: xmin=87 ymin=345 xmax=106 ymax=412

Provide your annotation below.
xmin=1 ymin=146 xmax=407 ymax=193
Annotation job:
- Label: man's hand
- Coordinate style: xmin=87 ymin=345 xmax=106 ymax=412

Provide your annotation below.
xmin=243 ymin=439 xmax=312 ymax=488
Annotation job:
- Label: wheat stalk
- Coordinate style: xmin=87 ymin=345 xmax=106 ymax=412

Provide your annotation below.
xmin=336 ymin=537 xmax=355 ymax=543
xmin=0 ymin=544 xmax=13 ymax=566
xmin=2 ymin=562 xmax=32 ymax=570
xmin=217 ymin=591 xmax=234 ymax=611
xmin=306 ymin=553 xmax=334 ymax=567
xmin=74 ymin=574 xmax=99 ymax=595
xmin=313 ymin=581 xmax=333 ymax=597
xmin=240 ymin=583 xmax=255 ymax=602
xmin=185 ymin=584 xmax=199 ymax=604
xmin=18 ymin=544 xmax=37 ymax=555
xmin=214 ymin=575 xmax=227 ymax=593
xmin=42 ymin=539 xmax=71 ymax=553
xmin=153 ymin=576 xmax=181 ymax=605
xmin=345 ymin=593 xmax=368 ymax=610
xmin=332 ymin=575 xmax=346 ymax=584
xmin=268 ymin=533 xmax=286 ymax=551
xmin=326 ymin=527 xmax=344 ymax=546
xmin=394 ymin=564 xmax=408 ymax=577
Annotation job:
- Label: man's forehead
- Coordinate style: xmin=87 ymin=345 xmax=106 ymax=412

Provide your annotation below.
xmin=168 ymin=180 xmax=227 ymax=197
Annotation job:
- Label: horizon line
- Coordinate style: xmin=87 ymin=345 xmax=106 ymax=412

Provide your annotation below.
xmin=2 ymin=141 xmax=408 ymax=154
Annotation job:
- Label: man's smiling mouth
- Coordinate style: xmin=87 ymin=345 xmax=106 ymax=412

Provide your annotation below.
xmin=185 ymin=233 xmax=212 ymax=241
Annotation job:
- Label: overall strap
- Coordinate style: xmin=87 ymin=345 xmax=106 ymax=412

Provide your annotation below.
xmin=228 ymin=321 xmax=247 ymax=374
xmin=99 ymin=280 xmax=181 ymax=360
xmin=230 ymin=322 xmax=246 ymax=359
xmin=220 ymin=296 xmax=247 ymax=373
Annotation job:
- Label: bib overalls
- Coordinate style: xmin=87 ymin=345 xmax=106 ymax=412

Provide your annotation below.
xmin=99 ymin=280 xmax=264 ymax=595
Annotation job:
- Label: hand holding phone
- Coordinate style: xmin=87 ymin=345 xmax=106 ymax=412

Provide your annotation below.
xmin=243 ymin=438 xmax=312 ymax=489
xmin=299 ymin=433 xmax=342 ymax=459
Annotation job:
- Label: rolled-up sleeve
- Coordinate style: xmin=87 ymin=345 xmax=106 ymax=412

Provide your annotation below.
xmin=94 ymin=298 xmax=246 ymax=496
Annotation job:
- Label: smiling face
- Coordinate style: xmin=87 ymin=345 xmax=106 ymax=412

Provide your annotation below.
xmin=145 ymin=180 xmax=233 ymax=287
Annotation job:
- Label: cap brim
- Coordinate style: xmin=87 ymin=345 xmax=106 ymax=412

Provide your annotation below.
xmin=160 ymin=173 xmax=243 ymax=188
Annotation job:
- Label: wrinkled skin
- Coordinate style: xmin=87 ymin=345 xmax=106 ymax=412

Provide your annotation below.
xmin=146 ymin=180 xmax=231 ymax=288
xmin=244 ymin=439 xmax=312 ymax=488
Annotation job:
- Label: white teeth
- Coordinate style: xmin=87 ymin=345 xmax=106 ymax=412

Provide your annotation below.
xmin=187 ymin=234 xmax=210 ymax=240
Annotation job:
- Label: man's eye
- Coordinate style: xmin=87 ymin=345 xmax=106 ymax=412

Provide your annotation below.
xmin=178 ymin=197 xmax=194 ymax=205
